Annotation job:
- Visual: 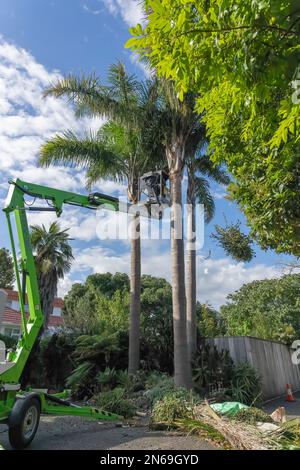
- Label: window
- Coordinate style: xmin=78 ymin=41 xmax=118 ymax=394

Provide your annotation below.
xmin=11 ymin=301 xmax=20 ymax=311
xmin=6 ymin=300 xmax=12 ymax=308
xmin=4 ymin=327 xmax=20 ymax=339
xmin=52 ymin=307 xmax=61 ymax=317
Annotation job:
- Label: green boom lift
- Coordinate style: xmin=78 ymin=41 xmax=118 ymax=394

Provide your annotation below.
xmin=0 ymin=176 xmax=169 ymax=449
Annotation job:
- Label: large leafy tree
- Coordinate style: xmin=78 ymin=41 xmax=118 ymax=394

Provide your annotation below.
xmin=0 ymin=247 xmax=15 ymax=290
xmin=140 ymin=275 xmax=173 ymax=372
xmin=63 ymin=273 xmax=175 ymax=372
xmin=30 ymin=222 xmax=73 ymax=328
xmin=127 ymin=1 xmax=300 ymax=255
xmin=221 ymin=274 xmax=300 ymax=345
xmin=40 ymin=64 xmax=161 ymax=374
xmin=197 ymin=303 xmax=225 ymax=339
xmin=63 ymin=273 xmax=129 ymax=334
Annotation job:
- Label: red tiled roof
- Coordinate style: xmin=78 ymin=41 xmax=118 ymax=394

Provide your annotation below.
xmin=1 ymin=289 xmax=64 ymax=308
xmin=2 ymin=307 xmax=21 ymax=325
xmin=2 ymin=307 xmax=64 ymax=328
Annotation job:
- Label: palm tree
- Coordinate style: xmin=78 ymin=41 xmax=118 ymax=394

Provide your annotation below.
xmin=155 ymin=83 xmax=203 ymax=388
xmin=186 ymin=151 xmax=230 ymax=358
xmin=30 ymin=222 xmax=74 ymax=329
xmin=154 ymin=83 xmax=229 ymax=387
xmin=40 ymin=65 xmax=162 ymax=373
xmin=84 ymin=123 xmax=153 ymax=375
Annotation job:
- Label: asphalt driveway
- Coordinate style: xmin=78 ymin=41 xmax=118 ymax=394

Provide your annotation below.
xmin=0 ymin=415 xmax=217 ymax=450
xmin=263 ymin=391 xmax=300 ymax=420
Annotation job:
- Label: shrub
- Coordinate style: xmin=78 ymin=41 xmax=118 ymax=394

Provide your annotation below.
xmin=92 ymin=387 xmax=136 ymax=418
xmin=144 ymin=374 xmax=174 ymax=406
xmin=66 ymin=361 xmax=95 ymax=398
xmin=145 ymin=371 xmax=171 ymax=389
xmin=192 ymin=343 xmax=233 ymax=395
xmin=96 ymin=367 xmax=119 ymax=391
xmin=234 ymin=407 xmax=273 ymax=425
xmin=151 ymin=392 xmax=193 ymax=426
xmin=0 ymin=333 xmax=18 ymax=350
xmin=21 ymin=331 xmax=77 ymax=389
xmin=230 ymin=362 xmax=262 ymax=406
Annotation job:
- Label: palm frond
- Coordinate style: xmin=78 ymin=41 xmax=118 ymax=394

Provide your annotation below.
xmin=196 ymin=155 xmax=230 ymax=186
xmin=40 ymin=131 xmax=123 ymax=179
xmin=108 ymin=61 xmax=141 ymax=103
xmin=194 ymin=177 xmax=215 ymax=223
xmin=44 ymin=73 xmax=101 ymax=102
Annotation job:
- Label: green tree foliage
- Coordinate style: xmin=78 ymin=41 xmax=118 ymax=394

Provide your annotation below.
xmin=61 ymin=272 xmax=233 ymax=395
xmin=221 ymin=274 xmax=300 ymax=344
xmin=30 ymin=222 xmax=74 ymax=328
xmin=97 ymin=290 xmax=130 ymax=334
xmin=211 ymin=222 xmax=255 ymax=262
xmin=63 ymin=273 xmax=129 ymax=334
xmin=86 ymin=272 xmax=129 ymax=297
xmin=63 ymin=273 xmax=175 ymax=372
xmin=140 ymin=275 xmax=173 ymax=372
xmin=197 ymin=303 xmax=224 ymax=338
xmin=0 ymin=247 xmax=15 ymax=289
xmin=127 ymin=1 xmax=300 ymax=255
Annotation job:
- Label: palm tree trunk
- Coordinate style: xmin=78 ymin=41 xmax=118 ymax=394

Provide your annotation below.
xmin=186 ymin=189 xmax=197 ymax=359
xmin=170 ymin=170 xmax=192 ymax=389
xmin=38 ymin=272 xmax=57 ymax=332
xmin=128 ymin=213 xmax=141 ymax=374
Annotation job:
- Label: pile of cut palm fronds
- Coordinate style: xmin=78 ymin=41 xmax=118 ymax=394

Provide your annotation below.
xmin=268 ymin=419 xmax=300 ymax=450
xmin=192 ymin=401 xmax=271 ymax=450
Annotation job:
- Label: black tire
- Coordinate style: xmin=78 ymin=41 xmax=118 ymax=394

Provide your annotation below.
xmin=8 ymin=396 xmax=41 ymax=449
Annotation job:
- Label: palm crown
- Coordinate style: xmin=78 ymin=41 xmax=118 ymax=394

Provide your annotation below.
xmin=30 ymin=221 xmax=74 ymax=279
xmin=41 ymin=63 xmax=163 ymax=202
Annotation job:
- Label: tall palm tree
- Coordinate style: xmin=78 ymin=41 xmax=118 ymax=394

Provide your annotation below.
xmin=84 ymin=122 xmax=153 ymax=375
xmin=186 ymin=152 xmax=230 ymax=358
xmin=40 ymin=65 xmax=162 ymax=373
xmin=30 ymin=222 xmax=74 ymax=329
xmin=155 ymin=83 xmax=203 ymax=388
xmin=154 ymin=83 xmax=229 ymax=387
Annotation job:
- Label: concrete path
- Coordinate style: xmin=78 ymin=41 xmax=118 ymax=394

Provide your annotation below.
xmin=0 ymin=415 xmax=217 ymax=450
xmin=263 ymin=391 xmax=300 ymax=420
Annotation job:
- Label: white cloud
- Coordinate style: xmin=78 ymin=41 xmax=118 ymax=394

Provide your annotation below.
xmin=0 ymin=39 xmax=77 ymax=176
xmin=0 ymin=37 xmax=105 ymax=178
xmin=57 ymin=275 xmax=83 ymax=298
xmin=101 ymin=0 xmax=144 ymax=27
xmin=62 ymin=237 xmax=280 ymax=308
xmin=197 ymin=257 xmax=280 ymax=309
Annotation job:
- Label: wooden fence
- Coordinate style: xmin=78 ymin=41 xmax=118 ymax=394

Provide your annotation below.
xmin=207 ymin=336 xmax=300 ymax=399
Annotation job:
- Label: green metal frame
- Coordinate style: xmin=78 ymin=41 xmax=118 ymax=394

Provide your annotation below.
xmin=0 ymin=178 xmax=123 ymax=425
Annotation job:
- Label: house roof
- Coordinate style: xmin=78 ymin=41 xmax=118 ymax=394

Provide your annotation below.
xmin=2 ymin=307 xmax=64 ymax=328
xmin=1 ymin=289 xmax=64 ymax=308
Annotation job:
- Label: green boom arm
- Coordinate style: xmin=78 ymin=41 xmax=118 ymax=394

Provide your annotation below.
xmin=0 ymin=178 xmax=120 ymax=386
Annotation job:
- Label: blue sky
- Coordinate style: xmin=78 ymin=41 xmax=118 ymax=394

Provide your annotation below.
xmin=0 ymin=0 xmax=293 ymax=307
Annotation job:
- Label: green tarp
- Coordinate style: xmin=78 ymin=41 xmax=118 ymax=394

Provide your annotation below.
xmin=211 ymin=402 xmax=249 ymax=416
